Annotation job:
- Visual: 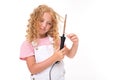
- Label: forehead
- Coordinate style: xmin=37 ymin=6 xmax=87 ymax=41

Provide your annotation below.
xmin=42 ymin=12 xmax=52 ymax=21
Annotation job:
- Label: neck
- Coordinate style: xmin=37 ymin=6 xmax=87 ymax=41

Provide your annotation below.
xmin=39 ymin=34 xmax=47 ymax=38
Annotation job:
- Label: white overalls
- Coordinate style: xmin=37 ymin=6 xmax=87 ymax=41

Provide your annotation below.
xmin=31 ymin=36 xmax=65 ymax=80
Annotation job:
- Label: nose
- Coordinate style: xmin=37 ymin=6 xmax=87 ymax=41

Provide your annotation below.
xmin=41 ymin=22 xmax=46 ymax=29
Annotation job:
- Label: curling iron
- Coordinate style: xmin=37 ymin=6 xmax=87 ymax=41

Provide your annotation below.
xmin=60 ymin=14 xmax=67 ymax=50
xmin=55 ymin=14 xmax=67 ymax=64
xmin=49 ymin=14 xmax=67 ymax=80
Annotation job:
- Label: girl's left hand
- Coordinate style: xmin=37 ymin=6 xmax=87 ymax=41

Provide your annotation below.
xmin=67 ymin=33 xmax=79 ymax=44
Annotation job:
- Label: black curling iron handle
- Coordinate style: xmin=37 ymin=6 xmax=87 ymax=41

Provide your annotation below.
xmin=55 ymin=34 xmax=66 ymax=64
xmin=60 ymin=34 xmax=66 ymax=50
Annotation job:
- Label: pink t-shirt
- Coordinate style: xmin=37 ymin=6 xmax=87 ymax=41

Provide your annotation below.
xmin=20 ymin=37 xmax=51 ymax=60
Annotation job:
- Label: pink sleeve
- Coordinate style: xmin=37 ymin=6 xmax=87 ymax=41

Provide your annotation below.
xmin=20 ymin=41 xmax=34 ymax=60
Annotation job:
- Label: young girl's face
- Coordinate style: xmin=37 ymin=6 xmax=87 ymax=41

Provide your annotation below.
xmin=39 ymin=12 xmax=52 ymax=37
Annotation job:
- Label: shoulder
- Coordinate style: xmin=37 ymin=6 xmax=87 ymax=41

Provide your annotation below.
xmin=21 ymin=40 xmax=33 ymax=50
xmin=20 ymin=40 xmax=34 ymax=60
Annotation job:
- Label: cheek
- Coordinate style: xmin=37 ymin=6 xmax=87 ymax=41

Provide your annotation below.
xmin=47 ymin=26 xmax=52 ymax=30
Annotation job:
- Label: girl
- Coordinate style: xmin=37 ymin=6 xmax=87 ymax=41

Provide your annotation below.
xmin=20 ymin=4 xmax=79 ymax=80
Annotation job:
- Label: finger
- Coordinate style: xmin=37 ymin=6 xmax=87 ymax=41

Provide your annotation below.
xmin=67 ymin=34 xmax=77 ymax=40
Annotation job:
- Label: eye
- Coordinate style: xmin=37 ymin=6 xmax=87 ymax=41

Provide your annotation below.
xmin=47 ymin=22 xmax=52 ymax=26
xmin=40 ymin=19 xmax=44 ymax=22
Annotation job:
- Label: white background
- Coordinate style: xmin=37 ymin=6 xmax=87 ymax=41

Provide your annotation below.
xmin=0 ymin=0 xmax=120 ymax=80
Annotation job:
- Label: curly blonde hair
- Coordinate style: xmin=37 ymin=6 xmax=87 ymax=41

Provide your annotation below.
xmin=26 ymin=5 xmax=63 ymax=49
